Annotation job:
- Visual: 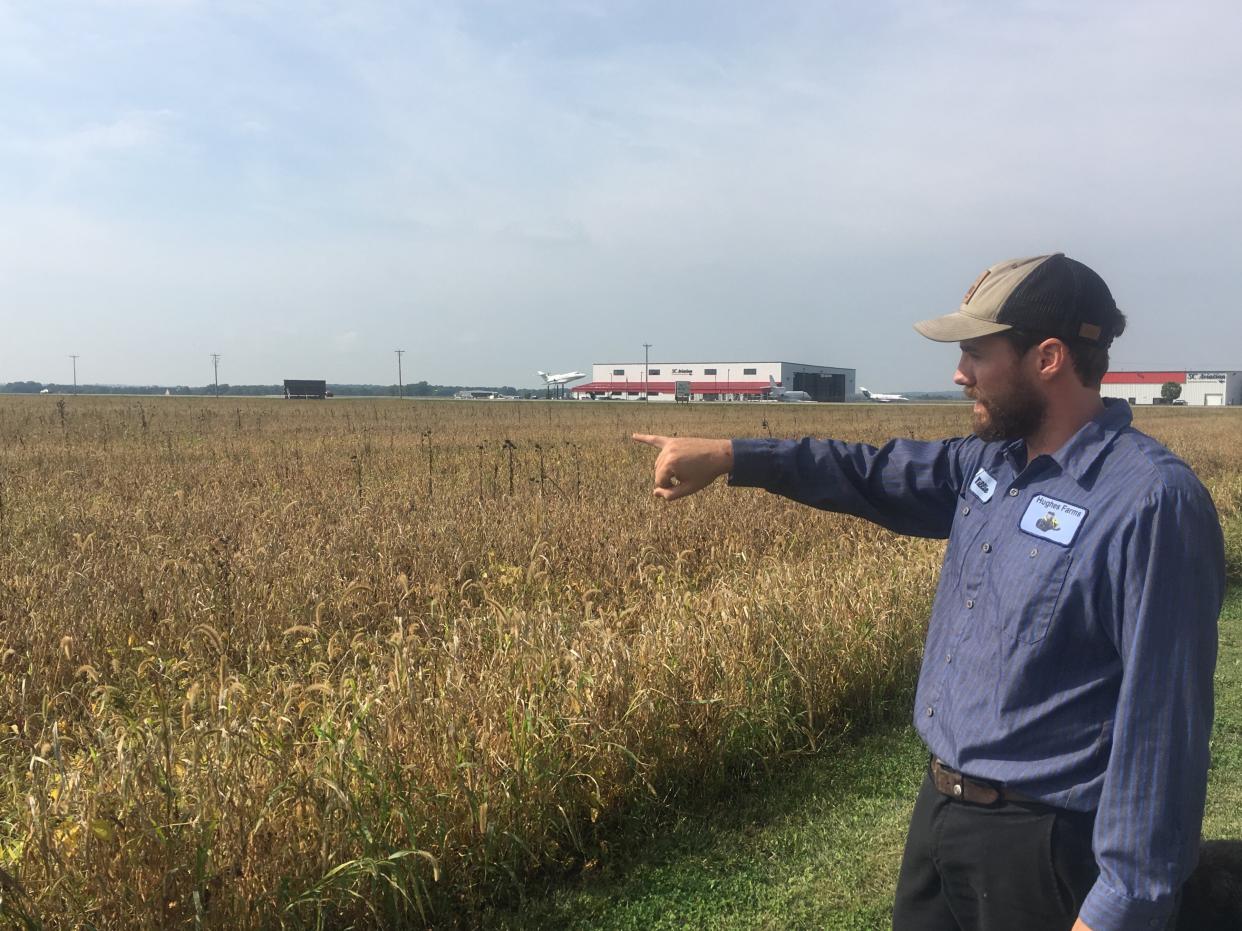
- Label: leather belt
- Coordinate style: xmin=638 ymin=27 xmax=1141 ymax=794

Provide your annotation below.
xmin=930 ymin=757 xmax=1039 ymax=806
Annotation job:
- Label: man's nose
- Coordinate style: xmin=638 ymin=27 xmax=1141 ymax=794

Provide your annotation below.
xmin=953 ymin=361 xmax=972 ymax=388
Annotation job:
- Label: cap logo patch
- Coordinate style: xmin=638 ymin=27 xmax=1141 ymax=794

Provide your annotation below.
xmin=962 ymin=270 xmax=990 ymax=305
xmin=1079 ymin=323 xmax=1102 ymax=341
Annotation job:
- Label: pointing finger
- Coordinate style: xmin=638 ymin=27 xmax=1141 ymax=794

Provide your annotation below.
xmin=631 ymin=433 xmax=668 ymax=449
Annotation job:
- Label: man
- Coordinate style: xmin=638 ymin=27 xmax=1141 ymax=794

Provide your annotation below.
xmin=633 ymin=254 xmax=1224 ymax=931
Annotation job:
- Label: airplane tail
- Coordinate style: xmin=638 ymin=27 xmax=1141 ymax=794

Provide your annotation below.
xmin=860 ymin=387 xmax=872 ymax=398
xmin=769 ymin=375 xmax=778 ymax=389
xmin=537 ymin=372 xmax=550 ymax=383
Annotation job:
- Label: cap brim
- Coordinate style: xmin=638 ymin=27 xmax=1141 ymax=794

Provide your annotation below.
xmin=913 ymin=311 xmax=1013 ymax=342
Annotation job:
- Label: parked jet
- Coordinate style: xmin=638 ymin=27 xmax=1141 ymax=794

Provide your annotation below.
xmin=768 ymin=376 xmax=814 ymax=402
xmin=859 ymin=387 xmax=909 ymax=403
xmin=537 ymin=371 xmax=586 ymax=385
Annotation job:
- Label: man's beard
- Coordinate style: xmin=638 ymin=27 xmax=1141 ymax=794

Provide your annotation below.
xmin=966 ymin=379 xmax=1046 ymax=442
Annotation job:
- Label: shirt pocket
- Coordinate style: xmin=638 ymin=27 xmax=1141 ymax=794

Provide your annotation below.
xmin=994 ymin=545 xmax=1075 ymax=644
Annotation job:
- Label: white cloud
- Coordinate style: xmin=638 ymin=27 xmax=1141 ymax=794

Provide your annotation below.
xmin=2 ymin=110 xmax=177 ymax=184
xmin=50 ymin=110 xmax=174 ymax=159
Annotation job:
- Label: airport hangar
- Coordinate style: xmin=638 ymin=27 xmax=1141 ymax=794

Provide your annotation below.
xmin=570 ymin=361 xmax=856 ymax=402
xmin=1100 ymin=371 xmax=1242 ymax=406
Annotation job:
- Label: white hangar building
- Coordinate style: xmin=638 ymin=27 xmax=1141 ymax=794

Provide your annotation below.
xmin=571 ymin=361 xmax=856 ymax=402
xmin=1101 ymin=371 xmax=1242 ymax=406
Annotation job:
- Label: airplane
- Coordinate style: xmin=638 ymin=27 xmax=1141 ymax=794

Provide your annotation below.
xmin=537 ymin=371 xmax=586 ymax=385
xmin=767 ymin=375 xmax=814 ymax=402
xmin=860 ymin=387 xmax=910 ymax=403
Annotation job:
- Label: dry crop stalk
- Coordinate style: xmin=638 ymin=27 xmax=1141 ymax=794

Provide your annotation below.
xmin=503 ymin=438 xmax=516 ymax=495
xmin=422 ymin=429 xmax=433 ymax=497
xmin=477 ymin=444 xmax=485 ymax=501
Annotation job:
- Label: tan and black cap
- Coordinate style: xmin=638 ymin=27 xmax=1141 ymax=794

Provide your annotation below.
xmin=914 ymin=254 xmax=1119 ymax=346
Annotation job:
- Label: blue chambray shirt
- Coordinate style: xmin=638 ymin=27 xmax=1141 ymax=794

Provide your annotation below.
xmin=729 ymin=400 xmax=1223 ymax=931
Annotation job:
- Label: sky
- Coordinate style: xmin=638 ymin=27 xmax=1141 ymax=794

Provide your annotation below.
xmin=2 ymin=0 xmax=1241 ymax=391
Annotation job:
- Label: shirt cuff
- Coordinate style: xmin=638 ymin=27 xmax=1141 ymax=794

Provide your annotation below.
xmin=1078 ymin=878 xmax=1175 ymax=931
xmin=727 ymin=439 xmax=781 ymax=488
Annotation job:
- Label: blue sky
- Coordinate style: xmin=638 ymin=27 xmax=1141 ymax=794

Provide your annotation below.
xmin=3 ymin=1 xmax=1240 ymax=389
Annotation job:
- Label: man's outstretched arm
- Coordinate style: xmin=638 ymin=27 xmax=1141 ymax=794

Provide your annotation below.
xmin=632 ymin=432 xmax=972 ymax=539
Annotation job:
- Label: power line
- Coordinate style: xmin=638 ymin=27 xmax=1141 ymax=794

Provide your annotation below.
xmin=211 ymin=354 xmax=221 ymax=398
xmin=395 ymin=350 xmax=404 ymax=399
xmin=69 ymin=354 xmax=79 ymax=394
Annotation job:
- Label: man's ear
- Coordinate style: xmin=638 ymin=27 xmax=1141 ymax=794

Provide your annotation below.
xmin=1034 ymin=338 xmax=1070 ymax=381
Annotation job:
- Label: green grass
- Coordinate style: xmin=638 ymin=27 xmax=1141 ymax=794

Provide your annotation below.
xmin=1205 ymin=582 xmax=1242 ymax=839
xmin=497 ymin=583 xmax=1242 ymax=931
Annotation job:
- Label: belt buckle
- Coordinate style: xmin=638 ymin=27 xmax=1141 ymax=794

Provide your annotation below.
xmin=933 ymin=758 xmax=963 ymax=797
xmin=933 ymin=757 xmax=997 ymax=805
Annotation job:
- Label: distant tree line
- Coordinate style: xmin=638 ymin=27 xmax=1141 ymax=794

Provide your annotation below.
xmin=0 ymin=381 xmax=527 ymax=397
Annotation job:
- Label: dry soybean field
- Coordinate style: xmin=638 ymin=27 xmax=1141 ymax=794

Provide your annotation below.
xmin=1 ymin=397 xmax=1239 ymax=929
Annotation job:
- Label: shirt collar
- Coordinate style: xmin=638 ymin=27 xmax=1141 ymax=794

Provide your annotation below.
xmin=1001 ymin=398 xmax=1133 ymax=484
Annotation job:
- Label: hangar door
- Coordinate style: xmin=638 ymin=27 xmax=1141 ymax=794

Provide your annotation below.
xmin=793 ymin=372 xmax=846 ymax=402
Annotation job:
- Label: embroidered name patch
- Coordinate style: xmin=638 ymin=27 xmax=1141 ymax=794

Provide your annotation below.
xmin=1019 ymin=494 xmax=1088 ymax=546
xmin=969 ymin=468 xmax=997 ymax=502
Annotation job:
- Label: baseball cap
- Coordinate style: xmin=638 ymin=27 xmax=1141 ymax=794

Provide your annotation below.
xmin=914 ymin=254 xmax=1119 ymax=345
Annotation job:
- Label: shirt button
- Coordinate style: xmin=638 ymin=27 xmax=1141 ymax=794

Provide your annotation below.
xmin=966 ymin=599 xmax=975 ymax=609
xmin=953 ymin=783 xmax=963 ymax=797
xmin=946 ymin=653 xmax=952 ymax=664
xmin=1008 ymin=488 xmax=1019 ymax=497
xmin=1029 ymin=548 xmax=1038 ymax=558
xmin=981 ymin=542 xmax=992 ymax=553
xmin=926 ymin=706 xmax=935 ymax=717
xmin=962 ymin=506 xmax=970 ymax=516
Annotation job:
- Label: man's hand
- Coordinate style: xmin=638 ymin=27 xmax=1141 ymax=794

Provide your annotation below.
xmin=631 ymin=434 xmax=733 ymax=501
xmin=1071 ymin=919 xmax=1093 ymax=931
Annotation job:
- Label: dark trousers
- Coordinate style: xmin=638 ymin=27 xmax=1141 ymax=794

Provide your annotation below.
xmin=892 ymin=769 xmax=1100 ymax=931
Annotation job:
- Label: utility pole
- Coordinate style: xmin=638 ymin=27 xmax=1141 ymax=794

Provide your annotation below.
xmin=211 ymin=353 xmax=221 ymax=398
xmin=69 ymin=355 xmax=79 ymax=394
xmin=642 ymin=343 xmax=652 ymax=401
xmin=395 ymin=350 xmax=404 ymax=399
